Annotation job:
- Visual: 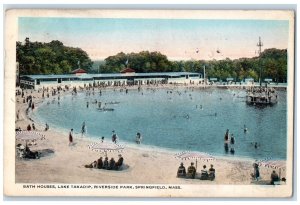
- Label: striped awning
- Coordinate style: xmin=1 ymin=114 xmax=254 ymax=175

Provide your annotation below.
xmin=88 ymin=141 xmax=124 ymax=153
xmin=175 ymin=151 xmax=215 ymax=162
xmin=257 ymin=158 xmax=286 ymax=170
xmin=16 ymin=131 xmax=45 ymax=141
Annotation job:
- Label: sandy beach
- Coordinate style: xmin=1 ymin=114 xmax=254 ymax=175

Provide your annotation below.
xmin=14 ymin=85 xmax=285 ymax=185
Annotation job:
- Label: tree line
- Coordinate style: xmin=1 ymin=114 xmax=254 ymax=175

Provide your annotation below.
xmin=99 ymin=49 xmax=287 ymax=82
xmin=17 ymin=39 xmax=287 ymax=82
xmin=17 ymin=38 xmax=93 ymax=75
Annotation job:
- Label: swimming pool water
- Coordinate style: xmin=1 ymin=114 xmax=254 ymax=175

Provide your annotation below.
xmin=32 ymin=87 xmax=287 ymax=160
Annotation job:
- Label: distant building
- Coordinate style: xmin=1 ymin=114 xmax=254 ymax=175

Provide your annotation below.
xmin=226 ymin=78 xmax=234 ymax=82
xmin=264 ymin=78 xmax=272 ymax=83
xmin=19 ymin=72 xmax=203 ymax=89
xmin=244 ymin=78 xmax=255 ymax=85
xmin=71 ymin=68 xmax=87 ymax=75
xmin=209 ymin=77 xmax=218 ymax=82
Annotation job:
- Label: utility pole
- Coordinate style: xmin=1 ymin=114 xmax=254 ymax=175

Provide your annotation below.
xmin=203 ymin=65 xmax=206 ymax=84
xmin=257 ymin=36 xmax=263 ymax=87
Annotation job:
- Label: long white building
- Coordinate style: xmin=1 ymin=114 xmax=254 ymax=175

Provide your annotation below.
xmin=20 ymin=72 xmax=203 ymax=90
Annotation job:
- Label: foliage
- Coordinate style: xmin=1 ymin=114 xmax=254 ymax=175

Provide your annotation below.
xmin=17 ymin=38 xmax=93 ymax=75
xmin=16 ymin=38 xmax=287 ymax=83
xmin=100 ymin=48 xmax=287 ymax=82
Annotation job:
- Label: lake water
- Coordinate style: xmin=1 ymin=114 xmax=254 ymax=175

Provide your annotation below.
xmin=32 ymin=87 xmax=287 ymax=160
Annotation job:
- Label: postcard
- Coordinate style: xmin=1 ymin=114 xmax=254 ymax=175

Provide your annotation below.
xmin=4 ymin=9 xmax=294 ymax=197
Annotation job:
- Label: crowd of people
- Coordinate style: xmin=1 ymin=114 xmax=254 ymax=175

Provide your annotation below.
xmin=177 ymin=162 xmax=216 ymax=180
xmin=85 ymin=154 xmax=124 ymax=171
xmin=16 ymin=143 xmax=39 ymax=159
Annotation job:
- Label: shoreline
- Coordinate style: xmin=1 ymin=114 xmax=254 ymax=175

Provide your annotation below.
xmin=15 ymin=85 xmax=286 ymax=184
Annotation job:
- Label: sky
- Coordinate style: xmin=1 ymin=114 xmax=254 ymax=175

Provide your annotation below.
xmin=18 ymin=17 xmax=289 ymax=61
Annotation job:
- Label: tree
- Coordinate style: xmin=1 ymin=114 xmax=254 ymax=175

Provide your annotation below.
xmin=16 ymin=38 xmax=93 ymax=75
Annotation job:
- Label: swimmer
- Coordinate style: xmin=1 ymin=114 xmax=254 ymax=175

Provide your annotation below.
xmin=230 ymin=134 xmax=235 ymax=144
xmin=244 ymin=124 xmax=248 ymax=133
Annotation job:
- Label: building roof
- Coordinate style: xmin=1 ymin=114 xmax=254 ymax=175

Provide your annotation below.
xmin=120 ymin=68 xmax=135 ymax=73
xmin=71 ymin=68 xmax=87 ymax=74
xmin=21 ymin=72 xmax=200 ymax=80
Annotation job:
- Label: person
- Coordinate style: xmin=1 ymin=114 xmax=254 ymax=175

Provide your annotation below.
xmin=24 ymin=143 xmax=39 ymax=159
xmin=69 ymin=129 xmax=74 ymax=145
xmin=177 ymin=162 xmax=186 ymax=178
xmin=97 ymin=157 xmax=103 ymax=169
xmin=224 ymin=129 xmax=229 ymax=141
xmin=45 ymin=123 xmax=49 ymax=131
xmin=84 ymin=162 xmax=94 ymax=168
xmin=270 ymin=170 xmax=280 ymax=185
xmin=101 ymin=136 xmax=105 ymax=143
xmin=103 ymin=157 xmax=109 ymax=169
xmin=200 ymin=165 xmax=209 ymax=180
xmin=251 ymin=163 xmax=260 ymax=181
xmin=108 ymin=158 xmax=116 ymax=170
xmin=86 ymin=101 xmax=89 ymax=108
xmin=208 ymin=164 xmax=216 ymax=180
xmin=16 ymin=110 xmax=20 ymax=120
xmin=31 ymin=102 xmax=35 ymax=110
xmin=81 ymin=121 xmax=86 ymax=137
xmin=112 ymin=130 xmax=118 ymax=144
xmin=244 ymin=124 xmax=248 ymax=133
xmin=136 ymin=132 xmax=142 ymax=144
xmin=115 ymin=154 xmax=124 ymax=170
xmin=27 ymin=124 xmax=31 ymax=131
xmin=230 ymin=134 xmax=235 ymax=144
xmin=187 ymin=162 xmax=196 ymax=179
xmin=32 ymin=123 xmax=36 ymax=131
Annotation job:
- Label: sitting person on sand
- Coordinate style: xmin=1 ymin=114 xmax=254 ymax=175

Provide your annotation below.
xmin=97 ymin=157 xmax=103 ymax=169
xmin=270 ymin=170 xmax=280 ymax=185
xmin=108 ymin=158 xmax=116 ymax=170
xmin=84 ymin=162 xmax=94 ymax=168
xmin=200 ymin=165 xmax=209 ymax=180
xmin=27 ymin=124 xmax=31 ymax=131
xmin=208 ymin=164 xmax=216 ymax=180
xmin=115 ymin=154 xmax=124 ymax=170
xmin=177 ymin=162 xmax=186 ymax=178
xmin=103 ymin=157 xmax=109 ymax=169
xmin=24 ymin=144 xmax=39 ymax=159
xmin=187 ymin=162 xmax=196 ymax=179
